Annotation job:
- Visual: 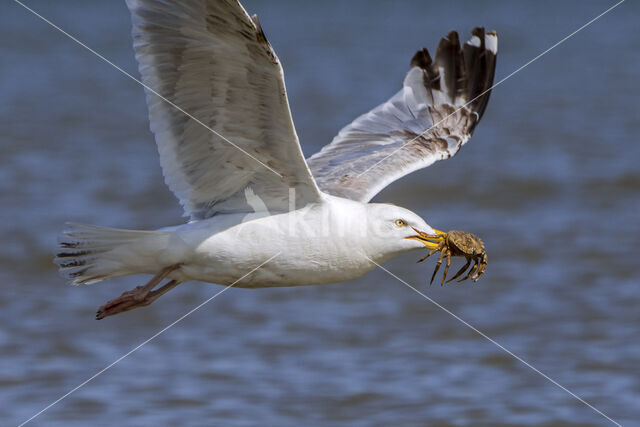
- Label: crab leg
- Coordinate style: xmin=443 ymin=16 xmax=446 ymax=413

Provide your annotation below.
xmin=417 ymin=243 xmax=442 ymax=263
xmin=447 ymin=258 xmax=471 ymax=283
xmin=430 ymin=248 xmax=446 ymax=285
xmin=474 ymin=255 xmax=488 ymax=281
xmin=472 ymin=258 xmax=487 ymax=281
xmin=458 ymin=258 xmax=479 ymax=283
xmin=440 ymin=250 xmax=452 ymax=286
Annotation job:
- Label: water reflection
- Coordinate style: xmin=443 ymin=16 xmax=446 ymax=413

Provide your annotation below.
xmin=1 ymin=0 xmax=638 ymax=425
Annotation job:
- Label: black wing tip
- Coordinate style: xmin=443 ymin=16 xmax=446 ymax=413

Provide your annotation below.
xmin=411 ymin=27 xmax=497 ymax=122
xmin=445 ymin=30 xmax=460 ymax=45
xmin=411 ymin=27 xmax=497 ymax=69
xmin=410 ymin=48 xmax=432 ymax=69
xmin=436 ymin=30 xmax=462 ymax=56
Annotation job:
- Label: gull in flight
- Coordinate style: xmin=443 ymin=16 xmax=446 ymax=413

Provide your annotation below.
xmin=54 ymin=0 xmax=497 ymax=319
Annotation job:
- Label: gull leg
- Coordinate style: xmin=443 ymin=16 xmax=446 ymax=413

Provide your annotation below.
xmin=96 ymin=264 xmax=180 ymax=319
xmin=447 ymin=258 xmax=471 ymax=283
xmin=440 ymin=250 xmax=451 ymax=286
xmin=430 ymin=249 xmax=446 ymax=285
xmin=111 ymin=280 xmax=182 ymax=316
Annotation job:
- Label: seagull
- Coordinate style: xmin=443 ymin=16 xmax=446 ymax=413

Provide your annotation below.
xmin=54 ymin=0 xmax=497 ymax=319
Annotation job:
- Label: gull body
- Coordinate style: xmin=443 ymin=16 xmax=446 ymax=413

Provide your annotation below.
xmin=73 ymin=195 xmax=435 ymax=289
xmin=54 ymin=0 xmax=497 ymax=318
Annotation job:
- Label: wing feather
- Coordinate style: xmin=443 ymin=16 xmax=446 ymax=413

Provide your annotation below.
xmin=307 ymin=28 xmax=497 ymax=202
xmin=127 ymin=0 xmax=321 ymax=219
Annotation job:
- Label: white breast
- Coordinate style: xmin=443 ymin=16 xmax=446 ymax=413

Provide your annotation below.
xmin=172 ymin=197 xmax=378 ymax=288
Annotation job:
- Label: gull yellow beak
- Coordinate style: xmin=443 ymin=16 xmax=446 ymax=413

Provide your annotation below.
xmin=405 ymin=227 xmax=446 ymax=250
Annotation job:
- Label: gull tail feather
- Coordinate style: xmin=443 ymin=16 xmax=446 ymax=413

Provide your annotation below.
xmin=54 ymin=222 xmax=170 ymax=285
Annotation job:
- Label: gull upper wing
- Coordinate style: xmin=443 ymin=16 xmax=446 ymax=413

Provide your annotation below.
xmin=126 ymin=0 xmax=321 ymax=219
xmin=307 ymin=28 xmax=497 ymax=202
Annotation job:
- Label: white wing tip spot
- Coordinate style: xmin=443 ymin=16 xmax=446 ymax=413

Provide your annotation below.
xmin=485 ymin=32 xmax=498 ymax=54
xmin=467 ymin=35 xmax=482 ymax=48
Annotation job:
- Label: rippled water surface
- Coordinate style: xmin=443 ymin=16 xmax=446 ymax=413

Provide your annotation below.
xmin=2 ymin=1 xmax=639 ymax=425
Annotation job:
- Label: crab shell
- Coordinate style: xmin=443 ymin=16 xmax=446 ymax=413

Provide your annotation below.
xmin=446 ymin=230 xmax=485 ymax=258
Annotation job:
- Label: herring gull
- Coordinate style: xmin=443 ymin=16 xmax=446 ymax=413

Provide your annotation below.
xmin=54 ymin=0 xmax=497 ymax=319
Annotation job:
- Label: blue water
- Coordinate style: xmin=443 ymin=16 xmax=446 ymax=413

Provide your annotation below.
xmin=1 ymin=0 xmax=639 ymax=425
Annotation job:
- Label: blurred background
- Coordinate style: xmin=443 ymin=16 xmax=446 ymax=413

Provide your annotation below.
xmin=1 ymin=0 xmax=639 ymax=425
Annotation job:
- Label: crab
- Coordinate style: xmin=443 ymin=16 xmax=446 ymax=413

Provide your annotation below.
xmin=416 ymin=229 xmax=487 ymax=285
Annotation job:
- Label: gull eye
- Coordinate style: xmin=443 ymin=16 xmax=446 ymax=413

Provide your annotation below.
xmin=394 ymin=219 xmax=407 ymax=228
